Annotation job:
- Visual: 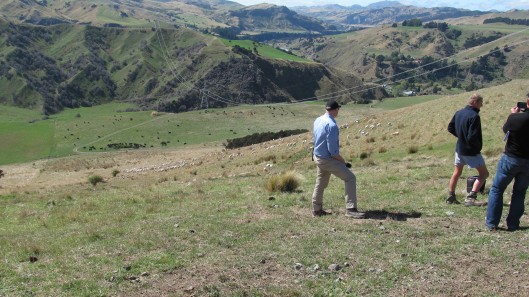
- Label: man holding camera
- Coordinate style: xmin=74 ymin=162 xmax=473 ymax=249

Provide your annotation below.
xmin=311 ymin=100 xmax=365 ymax=219
xmin=447 ymin=93 xmax=490 ymax=206
xmin=486 ymin=94 xmax=529 ymax=231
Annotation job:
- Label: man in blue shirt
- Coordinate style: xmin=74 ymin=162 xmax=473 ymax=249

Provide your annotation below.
xmin=311 ymin=100 xmax=365 ymax=218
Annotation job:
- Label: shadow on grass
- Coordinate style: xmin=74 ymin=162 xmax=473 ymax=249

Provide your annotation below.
xmin=364 ymin=210 xmax=422 ymax=221
xmin=492 ymin=226 xmax=529 ymax=232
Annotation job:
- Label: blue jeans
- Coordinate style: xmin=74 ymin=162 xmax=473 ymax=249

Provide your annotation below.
xmin=486 ymin=154 xmax=529 ymax=230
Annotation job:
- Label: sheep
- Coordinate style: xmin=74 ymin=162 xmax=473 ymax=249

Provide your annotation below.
xmin=264 ymin=163 xmax=273 ymax=172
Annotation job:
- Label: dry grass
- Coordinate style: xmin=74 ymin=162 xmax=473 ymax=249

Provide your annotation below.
xmin=1 ymin=80 xmax=529 ymax=296
xmin=265 ymin=171 xmax=303 ymax=193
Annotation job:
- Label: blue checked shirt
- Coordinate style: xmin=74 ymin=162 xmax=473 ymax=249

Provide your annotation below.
xmin=313 ymin=113 xmax=340 ymax=159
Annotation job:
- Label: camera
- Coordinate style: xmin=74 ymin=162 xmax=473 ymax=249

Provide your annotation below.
xmin=517 ymin=102 xmax=527 ymax=112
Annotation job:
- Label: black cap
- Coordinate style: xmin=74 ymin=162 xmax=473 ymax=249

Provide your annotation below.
xmin=325 ymin=100 xmax=341 ymax=110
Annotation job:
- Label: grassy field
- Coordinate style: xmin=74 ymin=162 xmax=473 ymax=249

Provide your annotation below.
xmin=0 ymin=93 xmax=448 ymax=166
xmin=219 ymin=39 xmax=312 ymax=62
xmin=1 ymin=80 xmax=529 ymax=296
xmin=374 ymin=95 xmax=443 ymax=110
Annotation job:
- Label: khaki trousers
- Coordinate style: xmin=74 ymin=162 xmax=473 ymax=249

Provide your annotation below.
xmin=312 ymin=156 xmax=357 ymax=211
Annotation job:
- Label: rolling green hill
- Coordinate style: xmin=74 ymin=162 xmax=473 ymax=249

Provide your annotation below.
xmin=0 ymin=0 xmax=327 ymax=34
xmin=1 ymin=1 xmax=527 ymax=116
xmin=276 ymin=21 xmax=529 ymax=96
xmin=0 ymin=19 xmax=377 ymax=116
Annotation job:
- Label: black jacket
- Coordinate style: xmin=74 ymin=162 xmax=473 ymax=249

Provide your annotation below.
xmin=447 ymin=105 xmax=482 ymax=156
xmin=503 ymin=111 xmax=529 ymax=159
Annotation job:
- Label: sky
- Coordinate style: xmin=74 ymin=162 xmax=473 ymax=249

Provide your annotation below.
xmin=233 ymin=0 xmax=529 ymax=12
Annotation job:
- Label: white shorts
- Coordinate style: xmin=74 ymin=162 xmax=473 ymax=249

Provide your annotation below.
xmin=454 ymin=152 xmax=485 ymax=168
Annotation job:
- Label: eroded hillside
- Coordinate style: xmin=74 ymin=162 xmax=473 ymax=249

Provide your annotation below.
xmin=0 ymin=20 xmax=379 ymax=114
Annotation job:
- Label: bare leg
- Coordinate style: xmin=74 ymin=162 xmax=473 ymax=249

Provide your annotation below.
xmin=449 ymin=165 xmax=464 ymax=192
xmin=472 ymin=165 xmax=489 ymax=193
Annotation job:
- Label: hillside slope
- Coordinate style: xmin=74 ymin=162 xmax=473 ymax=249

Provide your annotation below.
xmin=294 ymin=4 xmax=488 ymax=27
xmin=2 ymin=79 xmax=527 ymax=193
xmin=1 ymin=80 xmax=529 ymax=297
xmin=278 ymin=23 xmax=529 ymax=94
xmin=0 ymin=20 xmax=377 ymax=114
xmin=0 ymin=0 xmax=327 ymax=34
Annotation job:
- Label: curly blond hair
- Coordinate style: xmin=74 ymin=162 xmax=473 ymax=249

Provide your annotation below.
xmin=468 ymin=93 xmax=483 ymax=105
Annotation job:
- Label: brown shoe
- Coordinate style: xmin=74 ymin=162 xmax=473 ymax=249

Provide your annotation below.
xmin=313 ymin=209 xmax=331 ymax=217
xmin=464 ymin=198 xmax=487 ymax=206
xmin=345 ymin=208 xmax=366 ymax=219
xmin=446 ymin=193 xmax=459 ymax=204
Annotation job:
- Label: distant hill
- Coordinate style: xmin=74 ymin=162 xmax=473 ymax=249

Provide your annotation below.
xmin=343 ymin=6 xmax=488 ymax=26
xmin=1 ymin=0 xmax=528 ymax=116
xmin=366 ymin=1 xmax=404 ymax=10
xmin=293 ymin=3 xmax=488 ymax=26
xmin=227 ymin=4 xmax=326 ymax=34
xmin=0 ymin=0 xmax=327 ymax=35
xmin=273 ymin=21 xmax=529 ymax=96
xmin=0 ymin=19 xmax=381 ymax=115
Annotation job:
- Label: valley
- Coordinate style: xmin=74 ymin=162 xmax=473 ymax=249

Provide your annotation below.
xmin=1 ymin=1 xmax=529 ymax=296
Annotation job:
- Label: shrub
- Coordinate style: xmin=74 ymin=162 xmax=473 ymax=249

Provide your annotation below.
xmin=408 ymin=146 xmax=419 ymax=154
xmin=88 ymin=175 xmax=104 ymax=186
xmin=265 ymin=171 xmax=301 ymax=193
xmin=359 ymin=152 xmax=370 ymax=160
xmin=225 ymin=129 xmax=308 ymax=149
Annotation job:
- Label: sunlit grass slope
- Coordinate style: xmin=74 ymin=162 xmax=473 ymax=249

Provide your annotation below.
xmin=1 ymin=80 xmax=529 ymax=296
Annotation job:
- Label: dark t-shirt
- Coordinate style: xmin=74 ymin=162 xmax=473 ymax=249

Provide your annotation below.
xmin=503 ymin=111 xmax=529 ymax=159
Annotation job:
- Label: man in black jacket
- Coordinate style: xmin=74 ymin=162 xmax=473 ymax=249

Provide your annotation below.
xmin=486 ymin=94 xmax=529 ymax=231
xmin=447 ymin=93 xmax=489 ymax=206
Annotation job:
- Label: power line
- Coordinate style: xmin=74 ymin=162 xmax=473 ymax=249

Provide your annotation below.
xmin=154 ymin=21 xmax=239 ymax=107
xmin=153 ymin=20 xmax=529 ymax=107
xmin=291 ymin=27 xmax=529 ymax=103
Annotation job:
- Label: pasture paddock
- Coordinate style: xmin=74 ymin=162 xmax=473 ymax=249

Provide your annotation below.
xmin=1 ymin=80 xmax=529 ymax=296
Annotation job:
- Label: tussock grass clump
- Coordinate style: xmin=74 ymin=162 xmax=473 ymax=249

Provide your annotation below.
xmin=265 ymin=171 xmax=302 ymax=193
xmin=361 ymin=158 xmax=376 ymax=166
xmin=88 ymin=175 xmax=104 ymax=186
xmin=408 ymin=146 xmax=419 ymax=154
xmin=359 ymin=152 xmax=371 ymax=159
xmin=254 ymin=154 xmax=277 ymax=165
xmin=111 ymin=169 xmax=120 ymax=177
xmin=157 ymin=177 xmax=169 ymax=183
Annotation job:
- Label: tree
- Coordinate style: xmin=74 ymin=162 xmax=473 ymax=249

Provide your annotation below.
xmin=403 ymin=18 xmax=422 ymax=27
